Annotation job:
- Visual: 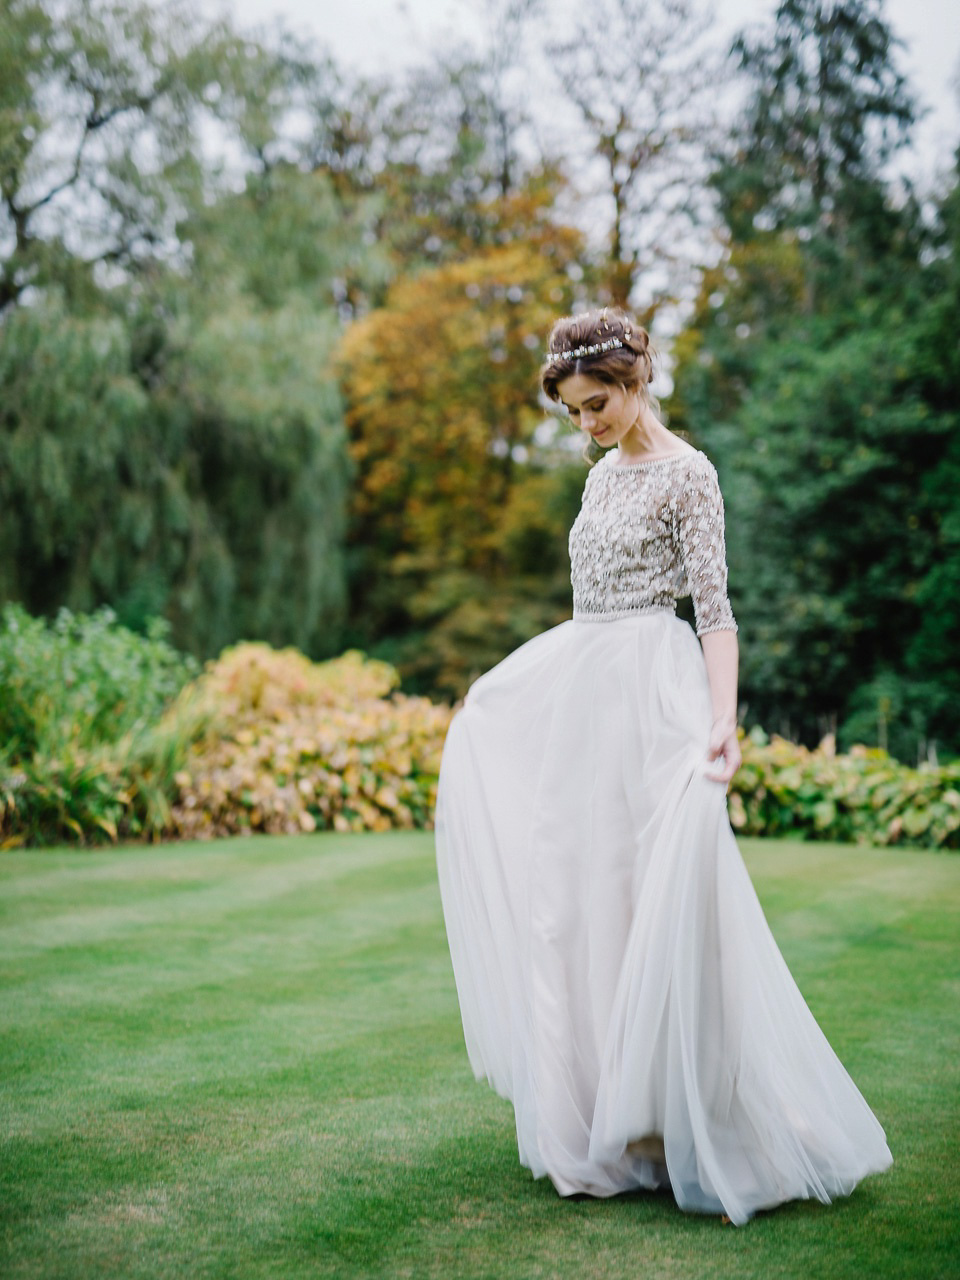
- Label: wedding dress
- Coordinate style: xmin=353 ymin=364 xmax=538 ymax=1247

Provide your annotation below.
xmin=434 ymin=444 xmax=893 ymax=1226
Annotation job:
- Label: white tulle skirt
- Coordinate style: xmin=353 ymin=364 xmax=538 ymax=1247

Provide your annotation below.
xmin=434 ymin=608 xmax=893 ymax=1226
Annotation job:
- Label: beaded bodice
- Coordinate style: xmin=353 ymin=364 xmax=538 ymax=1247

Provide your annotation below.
xmin=568 ymin=447 xmax=738 ymax=637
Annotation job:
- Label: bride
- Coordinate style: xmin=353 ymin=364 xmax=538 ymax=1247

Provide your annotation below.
xmin=434 ymin=305 xmax=893 ymax=1226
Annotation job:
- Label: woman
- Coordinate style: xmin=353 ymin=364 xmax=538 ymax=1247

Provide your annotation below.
xmin=433 ymin=306 xmax=893 ymax=1226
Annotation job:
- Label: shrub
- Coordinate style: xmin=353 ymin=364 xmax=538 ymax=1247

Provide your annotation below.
xmin=168 ymin=643 xmax=453 ymax=838
xmin=730 ymin=727 xmax=960 ymax=849
xmin=0 ymin=603 xmax=199 ymax=761
xmin=3 ymin=613 xmax=957 ymax=851
xmin=0 ymin=627 xmax=451 ymax=847
xmin=0 ymin=604 xmax=206 ymax=847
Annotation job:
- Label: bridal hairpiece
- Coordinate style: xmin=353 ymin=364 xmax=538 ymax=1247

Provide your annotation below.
xmin=545 ymin=336 xmax=624 ymax=364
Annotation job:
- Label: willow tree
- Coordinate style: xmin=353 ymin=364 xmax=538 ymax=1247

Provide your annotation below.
xmin=0 ymin=2 xmax=364 ymax=660
xmin=0 ymin=0 xmax=247 ymax=313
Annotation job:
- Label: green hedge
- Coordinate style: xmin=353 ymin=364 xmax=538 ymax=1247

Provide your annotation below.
xmin=0 ymin=603 xmax=197 ymax=758
xmin=0 ymin=604 xmax=208 ymax=845
xmin=730 ymin=727 xmax=960 ymax=849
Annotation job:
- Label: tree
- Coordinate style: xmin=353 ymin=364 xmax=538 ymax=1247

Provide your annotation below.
xmin=0 ymin=0 xmax=242 ymax=312
xmin=0 ymin=285 xmax=353 ymax=661
xmin=543 ymin=0 xmax=726 ymax=311
xmin=713 ymin=0 xmax=920 ymax=311
xmin=669 ymin=0 xmax=958 ymax=762
xmin=334 ymin=214 xmax=587 ymax=699
xmin=0 ymin=3 xmax=369 ymax=660
xmin=301 ymin=3 xmax=560 ymax=316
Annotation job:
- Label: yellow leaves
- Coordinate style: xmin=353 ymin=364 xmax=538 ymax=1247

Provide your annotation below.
xmin=166 ymin=640 xmax=455 ymax=840
xmin=333 ymin=243 xmax=579 ymax=633
xmin=341 ymin=763 xmax=362 ymax=792
xmin=727 ymin=792 xmax=747 ymax=829
xmin=374 ymin=786 xmax=399 ymax=811
xmin=195 ymin=642 xmax=400 ymax=726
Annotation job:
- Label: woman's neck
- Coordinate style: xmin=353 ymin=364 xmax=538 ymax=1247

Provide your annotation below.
xmin=615 ymin=417 xmax=677 ymax=461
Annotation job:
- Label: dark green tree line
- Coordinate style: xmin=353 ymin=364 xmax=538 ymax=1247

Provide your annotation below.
xmin=671 ymin=0 xmax=959 ymax=763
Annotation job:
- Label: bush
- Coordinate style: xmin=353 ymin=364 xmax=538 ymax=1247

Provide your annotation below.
xmin=3 ymin=609 xmax=956 ymax=851
xmin=0 ymin=603 xmax=199 ymax=761
xmin=0 ymin=634 xmax=453 ymax=847
xmin=0 ymin=604 xmax=207 ymax=847
xmin=168 ymin=643 xmax=453 ymax=839
xmin=730 ymin=727 xmax=960 ymax=849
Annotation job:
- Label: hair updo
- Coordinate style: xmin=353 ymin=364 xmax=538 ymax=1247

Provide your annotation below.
xmin=539 ymin=306 xmax=665 ymax=463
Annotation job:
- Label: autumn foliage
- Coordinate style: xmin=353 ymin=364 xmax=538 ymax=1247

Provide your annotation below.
xmin=334 ymin=230 xmax=587 ymax=698
xmin=169 ymin=644 xmax=453 ymax=838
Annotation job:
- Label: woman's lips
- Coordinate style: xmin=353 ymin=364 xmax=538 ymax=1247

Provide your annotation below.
xmin=590 ymin=426 xmax=609 ymax=437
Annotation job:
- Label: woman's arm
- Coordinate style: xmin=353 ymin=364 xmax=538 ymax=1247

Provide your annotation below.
xmin=671 ymin=458 xmax=742 ymax=787
xmin=699 ymin=628 xmax=741 ymax=788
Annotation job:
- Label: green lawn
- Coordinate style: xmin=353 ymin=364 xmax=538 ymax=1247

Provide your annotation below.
xmin=1 ymin=832 xmax=957 ymax=1280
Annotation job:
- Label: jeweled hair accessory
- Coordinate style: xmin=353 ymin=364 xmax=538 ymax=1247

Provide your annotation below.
xmin=545 ymin=337 xmax=623 ymax=364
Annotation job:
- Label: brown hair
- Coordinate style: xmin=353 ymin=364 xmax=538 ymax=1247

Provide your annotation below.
xmin=539 ymin=306 xmax=665 ymax=463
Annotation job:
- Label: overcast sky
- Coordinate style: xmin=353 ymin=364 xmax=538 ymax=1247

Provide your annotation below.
xmin=201 ymin=0 xmax=959 ymax=188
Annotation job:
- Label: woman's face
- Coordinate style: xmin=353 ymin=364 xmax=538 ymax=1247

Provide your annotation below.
xmin=556 ymin=373 xmax=639 ymax=446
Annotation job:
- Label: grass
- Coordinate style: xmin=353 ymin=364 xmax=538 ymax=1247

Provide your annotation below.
xmin=1 ymin=831 xmax=958 ymax=1280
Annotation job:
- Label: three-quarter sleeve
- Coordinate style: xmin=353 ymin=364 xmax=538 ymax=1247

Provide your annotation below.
xmin=673 ymin=460 xmax=738 ymax=637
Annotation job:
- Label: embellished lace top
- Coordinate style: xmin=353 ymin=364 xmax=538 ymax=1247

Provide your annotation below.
xmin=568 ymin=447 xmax=738 ymax=637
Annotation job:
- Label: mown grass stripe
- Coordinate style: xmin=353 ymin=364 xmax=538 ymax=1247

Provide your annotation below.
xmin=1 ymin=833 xmax=958 ymax=1280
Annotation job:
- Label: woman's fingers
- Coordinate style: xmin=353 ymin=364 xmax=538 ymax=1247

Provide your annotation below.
xmin=703 ymin=735 xmax=741 ymax=787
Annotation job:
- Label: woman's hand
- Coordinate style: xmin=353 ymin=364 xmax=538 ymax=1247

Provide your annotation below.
xmin=703 ymin=714 xmax=742 ymax=789
xmin=698 ymin=630 xmax=740 ymax=789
